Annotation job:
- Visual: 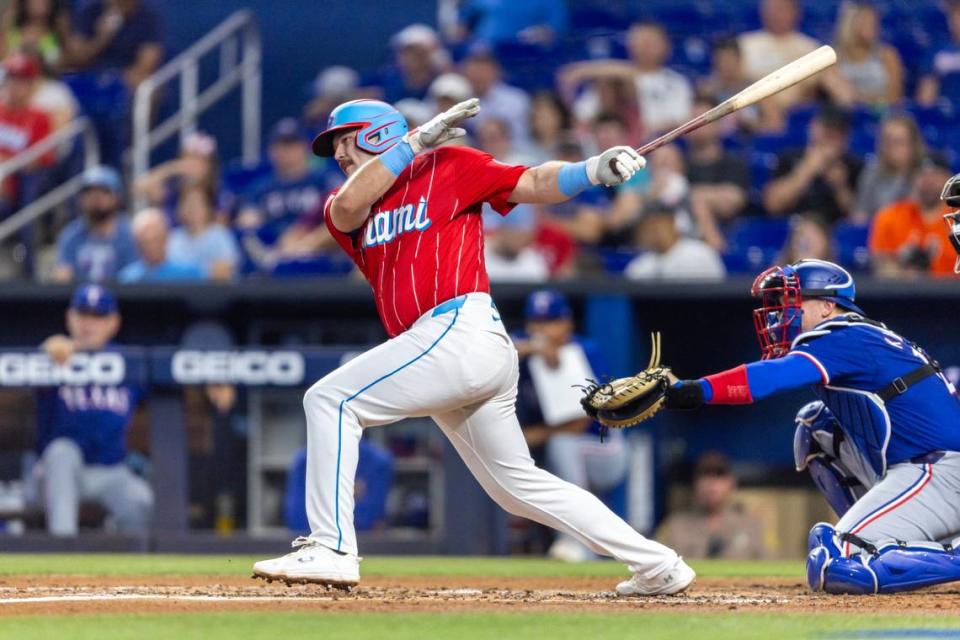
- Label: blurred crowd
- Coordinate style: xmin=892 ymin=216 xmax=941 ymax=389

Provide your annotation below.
xmin=3 ymin=0 xmax=960 ymax=282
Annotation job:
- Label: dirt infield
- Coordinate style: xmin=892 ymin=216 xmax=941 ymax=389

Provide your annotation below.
xmin=2 ymin=575 xmax=960 ymax=616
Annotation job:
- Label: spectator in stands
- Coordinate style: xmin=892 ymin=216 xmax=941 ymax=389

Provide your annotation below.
xmin=29 ymin=51 xmax=78 ymax=138
xmin=827 ymin=1 xmax=904 ymax=108
xmin=303 ymin=66 xmax=360 ymax=137
xmin=763 ymin=105 xmax=862 ymax=223
xmin=559 ymin=21 xmax=692 ymax=137
xmin=427 ymin=72 xmax=473 ymax=113
xmin=624 ymin=205 xmax=725 ymax=281
xmin=118 ymin=207 xmax=204 ymax=282
xmin=534 ymin=138 xmax=606 ymax=249
xmin=36 ymin=284 xmax=152 ymax=536
xmin=686 ymin=96 xmax=751 ymax=251
xmin=484 ymin=203 xmax=548 ymax=282
xmin=132 ymin=132 xmax=223 ymax=220
xmin=0 ymin=0 xmax=72 ymax=69
xmin=853 ymin=113 xmax=926 ymax=221
xmin=778 ymin=214 xmax=834 ymax=264
xmin=869 ymin=153 xmax=958 ymax=278
xmin=697 ymin=37 xmax=769 ymax=133
xmin=68 ymin=0 xmax=163 ymax=91
xmin=462 ymin=45 xmax=530 ymax=144
xmin=604 ymin=139 xmax=693 ymax=247
xmin=167 ymin=186 xmax=239 ymax=280
xmin=513 ymin=289 xmax=630 ymax=562
xmin=917 ymin=2 xmax=960 ymax=107
xmin=592 ymin=113 xmax=650 ymax=246
xmin=375 ymin=24 xmax=448 ymax=103
xmin=0 ymin=52 xmax=54 ymax=218
xmin=738 ymin=0 xmax=820 ymax=114
xmin=657 ymin=452 xmax=767 ymax=560
xmin=449 ymin=0 xmax=568 ymax=46
xmin=475 ymin=116 xmax=537 ymax=166
xmin=236 ymin=119 xmax=330 ymax=250
xmin=53 ymin=165 xmax=136 ymax=283
xmin=527 ymin=90 xmax=571 ymax=164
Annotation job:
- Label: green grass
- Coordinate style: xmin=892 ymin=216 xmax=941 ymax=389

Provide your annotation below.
xmin=0 ymin=553 xmax=801 ymax=579
xmin=1 ymin=611 xmax=960 ymax=640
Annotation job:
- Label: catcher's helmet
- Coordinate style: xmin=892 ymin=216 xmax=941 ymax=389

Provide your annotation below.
xmin=312 ymin=99 xmax=408 ymax=157
xmin=942 ymin=172 xmax=960 ymax=273
xmin=751 ymin=259 xmax=862 ymax=359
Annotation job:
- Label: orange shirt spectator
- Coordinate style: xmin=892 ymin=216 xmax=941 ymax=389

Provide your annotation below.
xmin=869 ymin=200 xmax=956 ymax=276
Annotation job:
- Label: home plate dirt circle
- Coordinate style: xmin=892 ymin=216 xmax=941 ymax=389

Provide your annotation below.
xmin=1 ymin=576 xmax=959 ymax=615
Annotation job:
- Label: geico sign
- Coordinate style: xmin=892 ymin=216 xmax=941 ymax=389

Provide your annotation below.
xmin=0 ymin=352 xmax=125 ymax=386
xmin=171 ymin=351 xmax=305 ymax=385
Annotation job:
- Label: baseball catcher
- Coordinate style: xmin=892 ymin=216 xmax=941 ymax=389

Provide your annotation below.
xmin=583 ymin=259 xmax=960 ymax=595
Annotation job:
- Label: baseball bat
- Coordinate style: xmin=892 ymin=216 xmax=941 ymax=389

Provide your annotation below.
xmin=631 ymin=45 xmax=837 ymax=157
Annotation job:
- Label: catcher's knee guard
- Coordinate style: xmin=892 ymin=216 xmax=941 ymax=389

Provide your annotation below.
xmin=807 ymin=523 xmax=960 ymax=594
xmin=794 ymin=402 xmax=866 ymax=517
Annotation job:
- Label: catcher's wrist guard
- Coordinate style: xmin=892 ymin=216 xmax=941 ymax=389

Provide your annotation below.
xmin=664 ymin=381 xmax=705 ymax=410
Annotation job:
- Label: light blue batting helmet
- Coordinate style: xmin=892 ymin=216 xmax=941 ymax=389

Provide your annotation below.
xmin=312 ymin=99 xmax=408 ymax=157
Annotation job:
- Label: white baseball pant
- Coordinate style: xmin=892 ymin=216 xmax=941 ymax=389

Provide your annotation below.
xmin=302 ymin=292 xmax=679 ymax=575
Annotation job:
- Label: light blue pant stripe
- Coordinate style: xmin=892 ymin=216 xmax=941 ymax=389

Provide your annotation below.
xmin=334 ymin=307 xmax=460 ymax=550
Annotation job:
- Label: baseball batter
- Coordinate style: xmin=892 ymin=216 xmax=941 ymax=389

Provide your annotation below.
xmin=252 ymin=98 xmax=694 ymax=596
xmin=585 ymin=259 xmax=960 ymax=594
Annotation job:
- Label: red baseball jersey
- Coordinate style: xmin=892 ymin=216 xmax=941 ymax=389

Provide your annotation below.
xmin=325 ymin=146 xmax=526 ymax=337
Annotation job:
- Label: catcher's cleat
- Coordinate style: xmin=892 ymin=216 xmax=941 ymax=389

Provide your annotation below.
xmin=615 ymin=558 xmax=696 ymax=597
xmin=252 ymin=536 xmax=360 ymax=588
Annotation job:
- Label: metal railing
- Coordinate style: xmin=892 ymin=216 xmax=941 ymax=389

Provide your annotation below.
xmin=131 ymin=9 xmax=261 ymax=203
xmin=0 ymin=117 xmax=99 ymax=243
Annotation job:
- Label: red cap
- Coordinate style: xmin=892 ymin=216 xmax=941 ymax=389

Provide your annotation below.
xmin=3 ymin=53 xmax=40 ymax=79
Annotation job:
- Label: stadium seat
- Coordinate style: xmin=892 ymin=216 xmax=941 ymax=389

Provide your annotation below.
xmin=722 ymin=218 xmax=790 ymax=274
xmin=833 ymin=222 xmax=871 ymax=273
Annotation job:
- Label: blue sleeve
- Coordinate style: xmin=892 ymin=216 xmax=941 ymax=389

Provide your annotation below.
xmin=744 ymin=355 xmax=824 ymax=400
xmin=791 ymin=331 xmax=865 ymax=385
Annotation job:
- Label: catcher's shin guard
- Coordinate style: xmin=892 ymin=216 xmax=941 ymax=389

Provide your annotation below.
xmin=807 ymin=458 xmax=860 ymax=517
xmin=807 ymin=523 xmax=960 ymax=594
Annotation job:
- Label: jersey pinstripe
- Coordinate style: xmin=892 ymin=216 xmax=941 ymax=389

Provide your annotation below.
xmin=325 ymin=146 xmax=526 ymax=337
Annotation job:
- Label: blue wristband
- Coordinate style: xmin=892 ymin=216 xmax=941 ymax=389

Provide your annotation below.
xmin=557 ymin=161 xmax=592 ymax=197
xmin=379 ymin=139 xmax=416 ymax=176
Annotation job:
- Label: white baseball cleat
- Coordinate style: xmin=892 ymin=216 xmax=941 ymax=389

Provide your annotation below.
xmin=252 ymin=537 xmax=360 ymax=588
xmin=615 ymin=557 xmax=696 ymax=596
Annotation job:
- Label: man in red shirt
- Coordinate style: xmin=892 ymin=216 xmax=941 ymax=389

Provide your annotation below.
xmin=0 ymin=52 xmax=53 ymax=209
xmin=253 ymin=98 xmax=692 ymax=597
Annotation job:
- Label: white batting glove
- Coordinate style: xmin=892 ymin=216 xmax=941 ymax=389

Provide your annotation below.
xmin=405 ymin=98 xmax=480 ymax=153
xmin=586 ymin=146 xmax=646 ymax=187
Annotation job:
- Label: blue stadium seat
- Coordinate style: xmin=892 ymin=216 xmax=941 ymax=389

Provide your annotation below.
xmin=722 ymin=218 xmax=790 ymax=273
xmin=833 ymin=222 xmax=871 ymax=273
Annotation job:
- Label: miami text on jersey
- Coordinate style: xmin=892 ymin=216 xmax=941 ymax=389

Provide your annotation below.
xmin=363 ymin=196 xmax=432 ymax=248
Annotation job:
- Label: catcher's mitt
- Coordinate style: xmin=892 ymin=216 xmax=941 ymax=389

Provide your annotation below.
xmin=580 ymin=333 xmax=672 ymax=428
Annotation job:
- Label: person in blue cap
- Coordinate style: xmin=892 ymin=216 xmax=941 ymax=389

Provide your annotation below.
xmin=513 ymin=289 xmax=632 ymax=562
xmin=236 ymin=118 xmax=339 ymax=270
xmin=53 ymin=165 xmax=137 ymax=283
xmin=35 ymin=284 xmax=151 ymax=536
